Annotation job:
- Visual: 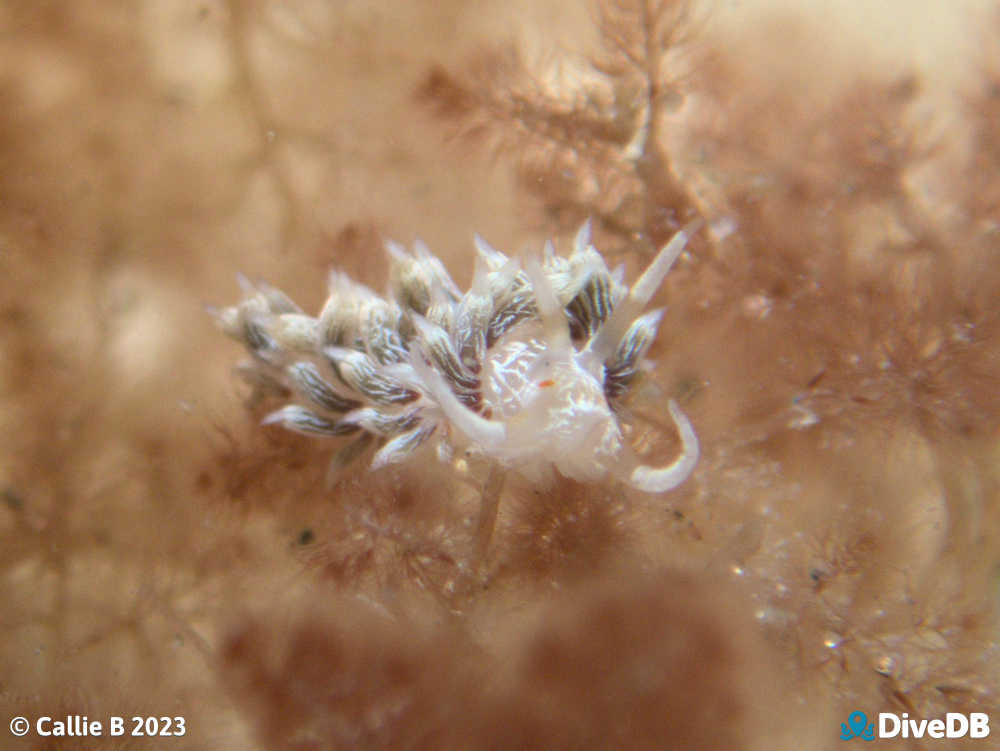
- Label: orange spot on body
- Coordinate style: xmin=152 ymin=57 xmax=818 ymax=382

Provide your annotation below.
xmin=538 ymin=379 xmax=556 ymax=388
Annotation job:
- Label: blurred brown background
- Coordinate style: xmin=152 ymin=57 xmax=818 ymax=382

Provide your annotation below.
xmin=1 ymin=2 xmax=998 ymax=749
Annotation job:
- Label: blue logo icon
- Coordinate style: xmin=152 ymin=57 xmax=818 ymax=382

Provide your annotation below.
xmin=841 ymin=711 xmax=876 ymax=741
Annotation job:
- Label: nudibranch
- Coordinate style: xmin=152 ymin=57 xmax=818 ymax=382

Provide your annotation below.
xmin=214 ymin=222 xmax=699 ymax=517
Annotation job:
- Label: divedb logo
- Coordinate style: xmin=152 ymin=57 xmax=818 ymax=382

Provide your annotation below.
xmin=841 ymin=710 xmax=990 ymax=741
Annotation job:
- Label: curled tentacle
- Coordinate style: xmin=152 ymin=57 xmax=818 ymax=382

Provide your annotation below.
xmin=628 ymin=399 xmax=699 ymax=493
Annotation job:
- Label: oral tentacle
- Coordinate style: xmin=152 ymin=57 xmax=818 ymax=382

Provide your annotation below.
xmin=628 ymin=399 xmax=700 ymax=493
xmin=410 ymin=344 xmax=507 ymax=450
xmin=591 ymin=221 xmax=700 ymax=362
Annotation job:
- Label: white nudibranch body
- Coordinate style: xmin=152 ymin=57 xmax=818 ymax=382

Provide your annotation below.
xmin=213 ymin=222 xmax=699 ymax=494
